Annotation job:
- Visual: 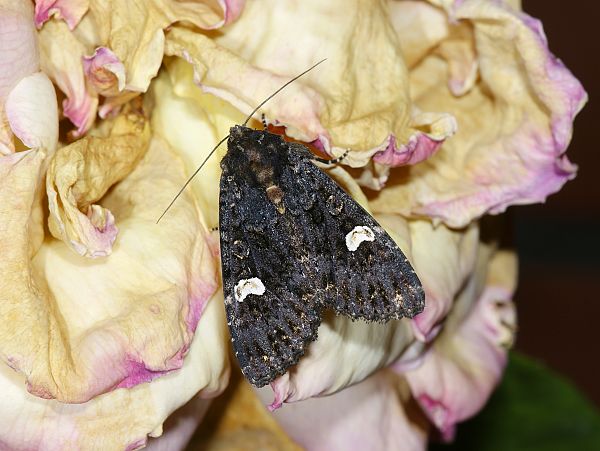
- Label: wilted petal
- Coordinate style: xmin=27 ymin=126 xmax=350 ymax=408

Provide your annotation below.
xmin=404 ymin=220 xmax=479 ymax=342
xmin=46 ymin=106 xmax=149 ymax=257
xmin=34 ymin=0 xmax=89 ymax=30
xmin=165 ymin=0 xmax=455 ymax=167
xmin=81 ymin=0 xmax=244 ymax=99
xmin=5 ymin=72 xmax=58 ymax=152
xmin=0 ymin=130 xmax=219 ymax=402
xmin=0 ymin=0 xmax=40 ymax=154
xmin=405 ymin=248 xmax=518 ymax=440
xmin=0 ymin=294 xmax=229 ymax=450
xmin=259 ymin=371 xmax=428 ymax=451
xmin=372 ymin=0 xmax=586 ymax=227
xmin=39 ymin=19 xmax=98 ymax=136
xmin=82 ymin=46 xmax=126 ymax=96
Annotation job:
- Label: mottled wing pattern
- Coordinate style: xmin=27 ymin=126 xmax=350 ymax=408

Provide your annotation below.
xmin=219 ymin=126 xmax=424 ymax=386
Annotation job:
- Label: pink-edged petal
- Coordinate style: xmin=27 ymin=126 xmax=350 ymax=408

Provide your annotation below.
xmin=0 ymin=0 xmax=39 ymax=100
xmin=5 ymin=72 xmax=58 ymax=152
xmin=39 ymin=19 xmax=98 ymax=136
xmin=373 ymin=113 xmax=457 ymax=167
xmin=34 ymin=0 xmax=89 ymax=30
xmin=372 ymin=0 xmax=586 ymax=227
xmin=0 ymin=0 xmax=40 ymax=153
xmin=164 ymin=0 xmax=453 ymax=169
xmin=218 ymin=0 xmax=246 ymax=25
xmin=46 ymin=106 xmax=148 ymax=257
xmin=405 ymin=220 xmax=479 ymax=342
xmin=405 ymin=249 xmax=518 ymax=440
xmin=0 ymin=132 xmax=220 ymax=403
xmin=258 ymin=370 xmax=428 ymax=451
xmin=83 ymin=46 xmax=126 ymax=95
xmin=0 ymin=296 xmax=229 ymax=450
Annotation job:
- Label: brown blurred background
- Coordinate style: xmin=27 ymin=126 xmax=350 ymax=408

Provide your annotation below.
xmin=515 ymin=1 xmax=598 ymax=405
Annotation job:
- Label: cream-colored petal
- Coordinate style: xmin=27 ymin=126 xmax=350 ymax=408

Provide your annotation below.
xmin=165 ymin=0 xmax=455 ymax=168
xmin=46 ymin=105 xmax=149 ymax=257
xmin=371 ymin=0 xmax=586 ymax=227
xmin=406 ymin=247 xmax=518 ymax=440
xmin=0 ymin=133 xmax=220 ymax=403
xmin=5 ymin=72 xmax=58 ymax=153
xmin=260 ymin=371 xmax=428 ymax=451
xmin=0 ymin=294 xmax=229 ymax=450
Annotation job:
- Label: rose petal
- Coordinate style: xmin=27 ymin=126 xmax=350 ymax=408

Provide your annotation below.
xmin=259 ymin=370 xmax=428 ymax=451
xmin=34 ymin=0 xmax=89 ymax=30
xmin=405 ymin=220 xmax=479 ymax=342
xmin=0 ymin=133 xmax=219 ymax=402
xmin=405 ymin=247 xmax=518 ymax=441
xmin=46 ymin=105 xmax=149 ymax=257
xmin=39 ymin=19 xmax=98 ymax=136
xmin=0 ymin=294 xmax=229 ymax=450
xmin=0 ymin=0 xmax=40 ymax=154
xmin=5 ymin=72 xmax=58 ymax=152
xmin=370 ymin=0 xmax=586 ymax=227
xmin=164 ymin=0 xmax=455 ymax=168
xmin=82 ymin=46 xmax=126 ymax=95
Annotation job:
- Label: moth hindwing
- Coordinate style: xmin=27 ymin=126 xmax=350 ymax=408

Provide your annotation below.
xmin=219 ymin=125 xmax=425 ymax=387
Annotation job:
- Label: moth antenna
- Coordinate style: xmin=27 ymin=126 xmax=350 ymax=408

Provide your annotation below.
xmin=242 ymin=58 xmax=327 ymax=126
xmin=157 ymin=59 xmax=326 ymax=224
xmin=156 ymin=134 xmax=229 ymax=224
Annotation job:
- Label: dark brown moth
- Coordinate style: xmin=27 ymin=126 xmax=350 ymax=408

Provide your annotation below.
xmin=158 ymin=60 xmax=425 ymax=387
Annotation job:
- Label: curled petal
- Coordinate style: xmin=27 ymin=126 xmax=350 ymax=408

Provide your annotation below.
xmin=0 ymin=134 xmax=219 ymax=402
xmin=39 ymin=19 xmax=98 ymax=136
xmin=372 ymin=113 xmax=457 ymax=167
xmin=5 ymin=72 xmax=58 ymax=152
xmin=82 ymin=46 xmax=126 ymax=95
xmin=0 ymin=295 xmax=229 ymax=450
xmin=165 ymin=0 xmax=451 ymax=167
xmin=259 ymin=371 xmax=428 ymax=451
xmin=82 ymin=0 xmax=245 ymax=98
xmin=46 ymin=105 xmax=149 ymax=257
xmin=371 ymin=0 xmax=586 ymax=227
xmin=34 ymin=0 xmax=89 ymax=30
xmin=405 ymin=248 xmax=518 ymax=440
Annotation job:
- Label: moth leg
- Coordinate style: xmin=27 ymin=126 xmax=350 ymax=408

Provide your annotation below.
xmin=313 ymin=149 xmax=349 ymax=165
xmin=261 ymin=113 xmax=268 ymax=130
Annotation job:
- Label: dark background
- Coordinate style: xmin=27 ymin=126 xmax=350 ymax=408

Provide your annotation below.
xmin=514 ymin=1 xmax=599 ymax=405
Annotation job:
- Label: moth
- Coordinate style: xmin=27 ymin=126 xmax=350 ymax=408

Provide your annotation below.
xmin=159 ymin=60 xmax=425 ymax=387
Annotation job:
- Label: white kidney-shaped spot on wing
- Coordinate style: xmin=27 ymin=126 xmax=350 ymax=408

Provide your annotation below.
xmin=234 ymin=277 xmax=266 ymax=302
xmin=345 ymin=225 xmax=376 ymax=251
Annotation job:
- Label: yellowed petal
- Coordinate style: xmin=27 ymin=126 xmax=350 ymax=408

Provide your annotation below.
xmin=371 ymin=0 xmax=586 ymax=227
xmin=164 ymin=0 xmax=455 ymax=168
xmin=39 ymin=18 xmax=98 ymax=136
xmin=46 ymin=105 xmax=150 ymax=257
xmin=0 ymin=130 xmax=220 ymax=403
xmin=82 ymin=0 xmax=240 ymax=97
xmin=0 ymin=294 xmax=229 ymax=450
